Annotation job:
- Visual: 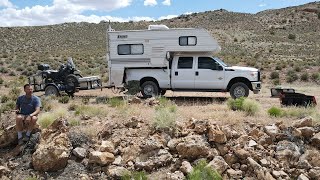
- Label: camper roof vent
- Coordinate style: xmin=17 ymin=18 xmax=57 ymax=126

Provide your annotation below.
xmin=148 ymin=25 xmax=169 ymax=30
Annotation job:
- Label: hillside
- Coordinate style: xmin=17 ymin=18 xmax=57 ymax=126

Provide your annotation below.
xmin=0 ymin=2 xmax=320 ymax=82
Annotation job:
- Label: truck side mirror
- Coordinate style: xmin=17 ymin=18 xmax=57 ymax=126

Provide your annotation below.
xmin=218 ymin=66 xmax=223 ymax=71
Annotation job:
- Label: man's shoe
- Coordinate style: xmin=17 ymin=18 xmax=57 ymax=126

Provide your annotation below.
xmin=22 ymin=135 xmax=30 ymax=142
xmin=18 ymin=138 xmax=24 ymax=145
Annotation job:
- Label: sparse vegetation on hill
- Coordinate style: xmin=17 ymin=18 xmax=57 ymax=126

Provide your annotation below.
xmin=0 ymin=2 xmax=319 ymax=84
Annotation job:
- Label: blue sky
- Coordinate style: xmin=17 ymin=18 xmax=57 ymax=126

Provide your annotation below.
xmin=0 ymin=0 xmax=317 ymax=27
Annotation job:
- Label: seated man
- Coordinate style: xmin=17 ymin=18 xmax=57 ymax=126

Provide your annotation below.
xmin=16 ymin=84 xmax=41 ymax=145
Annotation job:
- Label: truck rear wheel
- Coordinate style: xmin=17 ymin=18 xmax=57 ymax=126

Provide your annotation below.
xmin=45 ymin=85 xmax=59 ymax=96
xmin=141 ymin=81 xmax=159 ymax=98
xmin=230 ymin=82 xmax=249 ymax=99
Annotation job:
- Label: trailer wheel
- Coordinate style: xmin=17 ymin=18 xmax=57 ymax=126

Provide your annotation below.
xmin=65 ymin=74 xmax=79 ymax=87
xmin=45 ymin=85 xmax=59 ymax=96
xmin=230 ymin=82 xmax=249 ymax=99
xmin=141 ymin=81 xmax=159 ymax=98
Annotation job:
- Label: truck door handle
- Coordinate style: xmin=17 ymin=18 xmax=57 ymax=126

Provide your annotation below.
xmin=175 ymin=72 xmax=178 ymax=76
xmin=195 ymin=71 xmax=199 ymax=76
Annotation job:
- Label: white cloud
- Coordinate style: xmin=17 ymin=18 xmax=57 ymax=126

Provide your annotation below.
xmin=162 ymin=0 xmax=171 ymax=6
xmin=144 ymin=0 xmax=157 ymax=6
xmin=68 ymin=0 xmax=132 ymax=11
xmin=259 ymin=3 xmax=267 ymax=7
xmin=0 ymin=0 xmax=13 ymax=8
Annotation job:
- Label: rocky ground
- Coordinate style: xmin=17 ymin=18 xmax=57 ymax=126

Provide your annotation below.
xmin=1 ymin=94 xmax=320 ymax=179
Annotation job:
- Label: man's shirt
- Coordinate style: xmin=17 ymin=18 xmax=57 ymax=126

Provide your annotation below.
xmin=16 ymin=95 xmax=41 ymax=115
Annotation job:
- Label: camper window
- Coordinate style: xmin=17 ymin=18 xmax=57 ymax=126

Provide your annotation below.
xmin=118 ymin=44 xmax=144 ymax=55
xmin=178 ymin=57 xmax=193 ymax=69
xmin=179 ymin=36 xmax=197 ymax=46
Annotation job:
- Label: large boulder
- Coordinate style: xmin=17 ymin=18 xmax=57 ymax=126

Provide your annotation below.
xmin=140 ymin=134 xmax=165 ymax=153
xmin=99 ymin=140 xmax=115 ymax=153
xmin=207 ymin=125 xmax=227 ymax=143
xmin=135 ymin=149 xmax=173 ymax=171
xmin=293 ymin=117 xmax=313 ymax=128
xmin=247 ymin=157 xmax=275 ymax=180
xmin=275 ymin=140 xmax=301 ymax=162
xmin=176 ymin=135 xmax=211 ymax=158
xmin=311 ymin=132 xmax=320 ymax=149
xmin=89 ymin=151 xmax=115 ymax=165
xmin=104 ymin=165 xmax=130 ymax=178
xmin=32 ymin=119 xmax=72 ymax=172
xmin=207 ymin=156 xmax=229 ymax=174
xmin=264 ymin=124 xmax=279 ymax=139
xmin=0 ymin=125 xmax=17 ymax=148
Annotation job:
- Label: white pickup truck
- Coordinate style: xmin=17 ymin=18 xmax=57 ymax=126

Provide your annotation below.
xmin=125 ymin=54 xmax=261 ymax=98
xmin=107 ymin=25 xmax=261 ymax=98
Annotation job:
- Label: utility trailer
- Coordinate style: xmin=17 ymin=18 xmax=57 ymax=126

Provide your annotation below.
xmin=28 ymin=58 xmax=101 ymax=96
xmin=280 ymin=92 xmax=317 ymax=107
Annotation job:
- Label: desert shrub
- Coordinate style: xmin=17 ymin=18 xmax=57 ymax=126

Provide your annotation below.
xmin=38 ymin=108 xmax=67 ymax=128
xmin=68 ymin=118 xmax=80 ymax=126
xmin=0 ymin=100 xmax=15 ymax=113
xmin=0 ymin=67 xmax=9 ymax=73
xmin=156 ymin=97 xmax=177 ymax=113
xmin=9 ymin=87 xmax=21 ymax=100
xmin=311 ymin=73 xmax=319 ymax=81
xmin=268 ymin=106 xmax=283 ymax=117
xmin=270 ymin=72 xmax=279 ymax=79
xmin=318 ymin=12 xmax=320 ymax=19
xmin=96 ymin=96 xmax=108 ymax=104
xmin=227 ymin=97 xmax=245 ymax=111
xmin=275 ymin=65 xmax=282 ymax=70
xmin=273 ymin=79 xmax=281 ymax=85
xmin=9 ymin=71 xmax=16 ymax=76
xmin=283 ymin=107 xmax=316 ymax=119
xmin=187 ymin=160 xmax=222 ymax=180
xmin=294 ymin=66 xmax=301 ymax=72
xmin=82 ymin=97 xmax=90 ymax=104
xmin=0 ymin=77 xmax=3 ymax=85
xmin=41 ymin=97 xmax=53 ymax=112
xmin=108 ymin=97 xmax=125 ymax=107
xmin=153 ymin=106 xmax=176 ymax=131
xmin=288 ymin=34 xmax=296 ymax=40
xmin=58 ymin=96 xmax=70 ymax=104
xmin=121 ymin=171 xmax=148 ymax=180
xmin=1 ymin=95 xmax=9 ymax=103
xmin=242 ymin=99 xmax=260 ymax=116
xmin=75 ymin=105 xmax=107 ymax=117
xmin=286 ymin=70 xmax=298 ymax=83
xmin=38 ymin=112 xmax=56 ymax=128
xmin=300 ymin=72 xmax=309 ymax=81
xmin=68 ymin=103 xmax=78 ymax=111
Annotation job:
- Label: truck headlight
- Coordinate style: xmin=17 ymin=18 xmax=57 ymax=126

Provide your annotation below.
xmin=250 ymin=71 xmax=258 ymax=79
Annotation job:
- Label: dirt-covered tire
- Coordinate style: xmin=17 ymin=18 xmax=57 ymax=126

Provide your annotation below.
xmin=141 ymin=81 xmax=159 ymax=98
xmin=65 ymin=74 xmax=79 ymax=96
xmin=45 ymin=85 xmax=59 ymax=96
xmin=229 ymin=82 xmax=249 ymax=99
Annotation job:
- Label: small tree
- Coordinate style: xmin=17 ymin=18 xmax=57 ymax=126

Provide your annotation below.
xmin=288 ymin=34 xmax=296 ymax=40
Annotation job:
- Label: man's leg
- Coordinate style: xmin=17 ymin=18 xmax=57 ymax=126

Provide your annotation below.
xmin=25 ymin=116 xmax=38 ymax=139
xmin=16 ymin=115 xmax=24 ymax=145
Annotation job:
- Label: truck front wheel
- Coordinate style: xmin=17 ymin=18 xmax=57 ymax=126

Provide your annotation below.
xmin=230 ymin=82 xmax=249 ymax=99
xmin=141 ymin=81 xmax=159 ymax=98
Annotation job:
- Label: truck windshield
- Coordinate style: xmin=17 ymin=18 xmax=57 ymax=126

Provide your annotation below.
xmin=213 ymin=57 xmax=228 ymax=67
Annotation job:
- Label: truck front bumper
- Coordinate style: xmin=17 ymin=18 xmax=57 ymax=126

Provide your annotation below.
xmin=251 ymin=82 xmax=261 ymax=94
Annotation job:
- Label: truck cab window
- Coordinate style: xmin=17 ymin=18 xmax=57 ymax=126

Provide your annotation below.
xmin=178 ymin=57 xmax=193 ymax=69
xmin=198 ymin=57 xmax=221 ymax=70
